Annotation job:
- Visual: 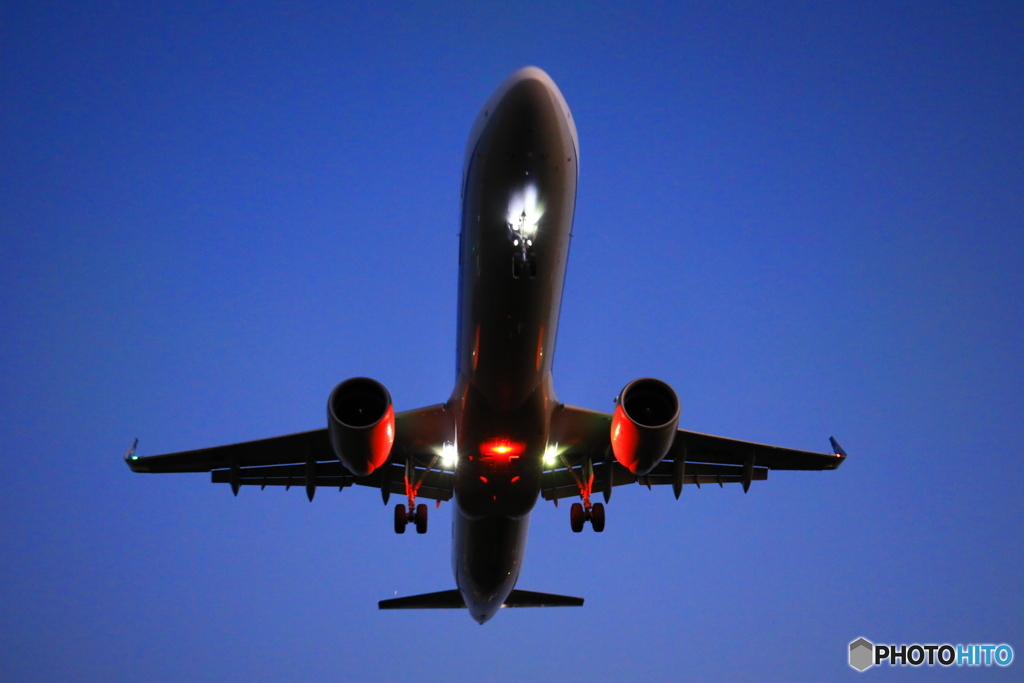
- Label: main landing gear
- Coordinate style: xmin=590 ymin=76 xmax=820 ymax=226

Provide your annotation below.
xmin=393 ymin=452 xmax=438 ymax=535
xmin=561 ymin=453 xmax=606 ymax=533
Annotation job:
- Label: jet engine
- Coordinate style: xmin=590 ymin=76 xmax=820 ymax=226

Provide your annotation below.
xmin=610 ymin=378 xmax=680 ymax=476
xmin=327 ymin=377 xmax=395 ymax=477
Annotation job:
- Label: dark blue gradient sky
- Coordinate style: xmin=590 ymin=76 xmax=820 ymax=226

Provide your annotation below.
xmin=2 ymin=2 xmax=1021 ymax=680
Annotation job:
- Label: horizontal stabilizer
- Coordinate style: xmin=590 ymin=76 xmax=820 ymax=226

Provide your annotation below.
xmin=501 ymin=589 xmax=584 ymax=608
xmin=378 ymin=589 xmax=584 ymax=610
xmin=379 ymin=590 xmax=465 ymax=609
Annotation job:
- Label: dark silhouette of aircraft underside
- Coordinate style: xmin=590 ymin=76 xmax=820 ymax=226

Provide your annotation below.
xmin=125 ymin=67 xmax=846 ymax=624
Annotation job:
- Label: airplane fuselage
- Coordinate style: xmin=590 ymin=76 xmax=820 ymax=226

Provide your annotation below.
xmin=448 ymin=69 xmax=578 ymax=623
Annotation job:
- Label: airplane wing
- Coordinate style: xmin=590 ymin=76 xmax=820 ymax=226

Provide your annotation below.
xmin=124 ymin=404 xmax=455 ymax=502
xmin=543 ymin=404 xmax=846 ymax=502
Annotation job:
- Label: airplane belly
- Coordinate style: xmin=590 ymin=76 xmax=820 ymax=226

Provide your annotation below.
xmin=453 ymin=381 xmax=546 ymax=520
xmin=455 ymin=75 xmax=578 ymax=413
xmin=452 ymin=506 xmax=531 ymax=624
xmin=447 ymin=68 xmax=581 ymax=623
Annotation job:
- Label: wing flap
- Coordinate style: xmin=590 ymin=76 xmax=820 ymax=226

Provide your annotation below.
xmin=541 ymin=462 xmax=769 ymax=500
xmin=639 ymin=467 xmax=768 ymax=487
xmin=204 ymin=456 xmax=455 ymax=500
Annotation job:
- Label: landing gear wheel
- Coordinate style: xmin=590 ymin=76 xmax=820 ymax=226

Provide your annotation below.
xmin=570 ymin=502 xmax=585 ymax=533
xmin=591 ymin=502 xmax=605 ymax=532
xmin=394 ymin=504 xmax=407 ymax=534
xmin=415 ymin=503 xmax=428 ymax=534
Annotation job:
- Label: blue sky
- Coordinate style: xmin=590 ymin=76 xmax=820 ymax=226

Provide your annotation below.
xmin=2 ymin=2 xmax=1021 ymax=680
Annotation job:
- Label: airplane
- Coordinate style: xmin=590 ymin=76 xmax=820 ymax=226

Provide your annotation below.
xmin=125 ymin=66 xmax=847 ymax=624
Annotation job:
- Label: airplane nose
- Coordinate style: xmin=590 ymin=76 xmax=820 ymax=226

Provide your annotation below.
xmin=462 ymin=66 xmax=578 ymax=186
xmin=496 ymin=67 xmax=558 ymax=105
xmin=487 ymin=76 xmax=560 ymax=141
xmin=488 ymin=67 xmax=560 ymax=115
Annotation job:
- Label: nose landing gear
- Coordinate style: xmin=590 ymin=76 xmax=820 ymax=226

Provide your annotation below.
xmin=509 ymin=203 xmax=539 ymax=279
xmin=512 ymin=251 xmax=537 ymax=279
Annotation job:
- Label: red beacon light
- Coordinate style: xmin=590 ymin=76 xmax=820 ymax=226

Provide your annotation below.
xmin=479 ymin=438 xmax=526 ymax=461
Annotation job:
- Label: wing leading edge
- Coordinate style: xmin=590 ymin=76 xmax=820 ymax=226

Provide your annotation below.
xmin=124 ymin=404 xmax=455 ymax=501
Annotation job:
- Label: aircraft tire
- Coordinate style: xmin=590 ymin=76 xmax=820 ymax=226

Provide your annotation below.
xmin=591 ymin=502 xmax=605 ymax=532
xmin=415 ymin=503 xmax=428 ymax=534
xmin=589 ymin=501 xmax=602 ymax=532
xmin=394 ymin=504 xmax=407 ymax=534
xmin=570 ymin=502 xmax=585 ymax=533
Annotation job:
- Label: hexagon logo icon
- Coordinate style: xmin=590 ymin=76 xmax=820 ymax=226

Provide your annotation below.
xmin=849 ymin=638 xmax=874 ymax=671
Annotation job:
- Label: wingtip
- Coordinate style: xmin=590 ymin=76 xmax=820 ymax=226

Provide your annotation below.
xmin=829 ymin=436 xmax=848 ymax=461
xmin=123 ymin=438 xmax=142 ymax=471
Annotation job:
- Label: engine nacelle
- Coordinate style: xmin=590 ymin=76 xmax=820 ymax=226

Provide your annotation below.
xmin=610 ymin=378 xmax=680 ymax=476
xmin=327 ymin=377 xmax=395 ymax=477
